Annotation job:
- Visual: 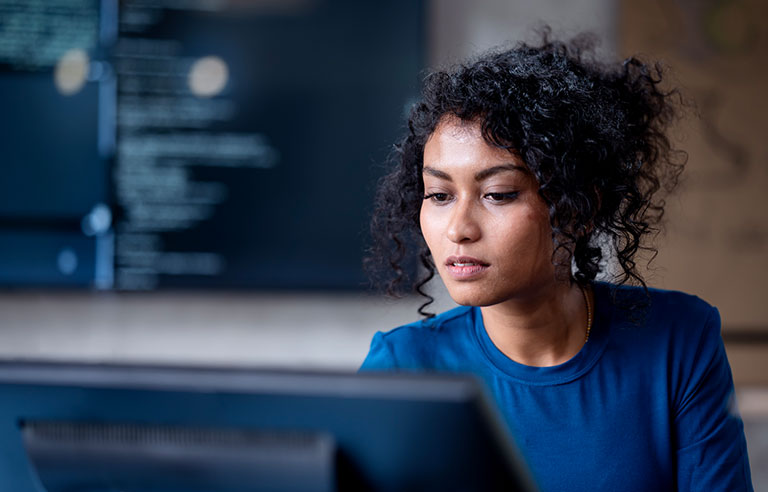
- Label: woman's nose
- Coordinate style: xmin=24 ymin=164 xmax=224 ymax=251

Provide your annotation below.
xmin=446 ymin=199 xmax=481 ymax=243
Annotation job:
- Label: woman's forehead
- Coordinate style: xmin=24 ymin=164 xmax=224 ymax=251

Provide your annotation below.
xmin=424 ymin=117 xmax=523 ymax=171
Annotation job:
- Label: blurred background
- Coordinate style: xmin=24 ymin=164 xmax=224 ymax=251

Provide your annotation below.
xmin=1 ymin=0 xmax=766 ymax=486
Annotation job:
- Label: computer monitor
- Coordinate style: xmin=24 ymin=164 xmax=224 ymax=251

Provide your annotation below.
xmin=0 ymin=0 xmax=425 ymax=291
xmin=0 ymin=360 xmax=538 ymax=491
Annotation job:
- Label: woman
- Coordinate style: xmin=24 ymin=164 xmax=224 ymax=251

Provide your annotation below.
xmin=360 ymin=35 xmax=753 ymax=491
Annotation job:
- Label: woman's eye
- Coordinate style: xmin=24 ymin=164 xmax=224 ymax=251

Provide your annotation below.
xmin=484 ymin=192 xmax=519 ymax=203
xmin=423 ymin=193 xmax=450 ymax=203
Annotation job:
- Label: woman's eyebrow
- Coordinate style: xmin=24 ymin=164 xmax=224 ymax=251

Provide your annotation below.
xmin=474 ymin=164 xmax=527 ymax=181
xmin=422 ymin=163 xmax=526 ymax=182
xmin=422 ymin=166 xmax=452 ymax=181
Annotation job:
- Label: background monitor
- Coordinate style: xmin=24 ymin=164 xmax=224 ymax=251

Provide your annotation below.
xmin=0 ymin=0 xmax=425 ymax=291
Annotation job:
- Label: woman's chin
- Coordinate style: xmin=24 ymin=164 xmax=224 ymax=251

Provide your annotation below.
xmin=445 ymin=286 xmax=504 ymax=308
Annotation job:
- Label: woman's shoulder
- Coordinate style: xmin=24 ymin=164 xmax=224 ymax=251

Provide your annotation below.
xmin=359 ymin=305 xmax=478 ymax=371
xmin=595 ymin=281 xmax=723 ymax=364
xmin=596 ymin=281 xmax=718 ymax=328
xmin=384 ymin=304 xmax=475 ymax=338
xmin=595 ymin=283 xmax=750 ymax=490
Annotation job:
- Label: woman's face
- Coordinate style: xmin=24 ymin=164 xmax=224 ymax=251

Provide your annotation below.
xmin=419 ymin=116 xmax=557 ymax=306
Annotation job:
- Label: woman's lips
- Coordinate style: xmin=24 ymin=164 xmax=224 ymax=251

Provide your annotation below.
xmin=444 ymin=256 xmax=490 ymax=280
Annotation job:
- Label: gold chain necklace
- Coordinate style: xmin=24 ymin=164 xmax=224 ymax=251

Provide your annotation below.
xmin=579 ymin=284 xmax=593 ymax=343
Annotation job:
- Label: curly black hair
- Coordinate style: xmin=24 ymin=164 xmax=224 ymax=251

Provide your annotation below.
xmin=366 ymin=32 xmax=686 ymax=317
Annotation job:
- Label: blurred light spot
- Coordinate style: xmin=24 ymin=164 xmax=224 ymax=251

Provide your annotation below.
xmin=188 ymin=56 xmax=229 ymax=97
xmin=57 ymin=248 xmax=78 ymax=276
xmin=82 ymin=203 xmax=113 ymax=236
xmin=54 ymin=50 xmax=89 ymax=96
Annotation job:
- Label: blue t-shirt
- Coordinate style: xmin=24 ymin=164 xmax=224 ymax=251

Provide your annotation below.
xmin=360 ymin=282 xmax=753 ymax=491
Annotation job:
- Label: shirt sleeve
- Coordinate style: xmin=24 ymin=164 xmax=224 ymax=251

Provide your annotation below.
xmin=674 ymin=306 xmax=753 ymax=491
xmin=358 ymin=331 xmax=399 ymax=371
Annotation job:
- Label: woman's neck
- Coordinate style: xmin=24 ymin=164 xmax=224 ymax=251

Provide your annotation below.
xmin=479 ymin=281 xmax=590 ymax=367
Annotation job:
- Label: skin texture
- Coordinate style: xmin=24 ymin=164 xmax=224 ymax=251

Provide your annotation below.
xmin=420 ymin=117 xmax=590 ymax=367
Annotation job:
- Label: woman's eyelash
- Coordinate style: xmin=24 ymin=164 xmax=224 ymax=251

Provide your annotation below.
xmin=423 ymin=192 xmax=519 ymax=202
xmin=485 ymin=192 xmax=519 ymax=201
xmin=423 ymin=193 xmax=450 ymax=201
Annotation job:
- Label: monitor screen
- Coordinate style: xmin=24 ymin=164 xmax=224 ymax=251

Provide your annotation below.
xmin=0 ymin=360 xmax=537 ymax=491
xmin=0 ymin=0 xmax=425 ymax=291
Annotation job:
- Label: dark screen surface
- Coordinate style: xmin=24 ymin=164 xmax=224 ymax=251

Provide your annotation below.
xmin=0 ymin=360 xmax=538 ymax=492
xmin=0 ymin=0 xmax=425 ymax=290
